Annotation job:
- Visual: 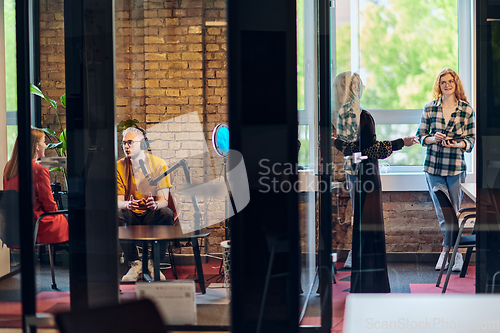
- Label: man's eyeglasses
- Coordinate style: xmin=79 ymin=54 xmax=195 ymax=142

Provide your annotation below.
xmin=440 ymin=79 xmax=455 ymax=86
xmin=121 ymin=140 xmax=140 ymax=147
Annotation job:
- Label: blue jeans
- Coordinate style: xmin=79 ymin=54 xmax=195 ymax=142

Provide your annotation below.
xmin=425 ymin=172 xmax=465 ymax=246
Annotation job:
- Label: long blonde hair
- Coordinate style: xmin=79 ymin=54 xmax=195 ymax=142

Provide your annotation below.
xmin=432 ymin=68 xmax=469 ymax=104
xmin=345 ymin=72 xmax=363 ymax=106
xmin=4 ymin=128 xmax=45 ymax=181
xmin=333 ymin=71 xmax=350 ymax=113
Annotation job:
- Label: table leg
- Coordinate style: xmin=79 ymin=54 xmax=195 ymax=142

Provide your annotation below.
xmin=192 ymin=238 xmax=206 ymax=294
xmin=153 ymin=241 xmax=160 ymax=281
xmin=168 ymin=243 xmax=178 ymax=279
xmin=142 ymin=240 xmax=152 ymax=282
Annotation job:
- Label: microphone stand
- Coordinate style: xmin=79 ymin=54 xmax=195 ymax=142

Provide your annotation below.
xmin=223 ymin=156 xmax=231 ymax=240
xmin=150 ymin=159 xmax=202 ymax=232
xmin=149 ymin=159 xmax=206 ymax=278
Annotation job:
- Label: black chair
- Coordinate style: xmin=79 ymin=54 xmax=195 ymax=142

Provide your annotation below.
xmin=34 ymin=210 xmax=68 ymax=289
xmin=457 ymin=206 xmax=476 ymax=278
xmin=0 ymin=189 xmax=67 ymax=289
xmin=55 ymin=299 xmax=167 ymax=333
xmin=434 ymin=188 xmax=476 ymax=293
xmin=0 ymin=190 xmax=20 ymax=248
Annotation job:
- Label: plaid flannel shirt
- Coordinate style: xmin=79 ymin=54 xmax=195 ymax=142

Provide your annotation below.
xmin=416 ymin=99 xmax=475 ymax=176
xmin=336 ymin=102 xmax=359 ymax=142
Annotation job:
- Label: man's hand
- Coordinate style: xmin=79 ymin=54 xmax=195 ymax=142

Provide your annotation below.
xmin=127 ymin=195 xmax=141 ymax=210
xmin=145 ymin=192 xmax=158 ymax=211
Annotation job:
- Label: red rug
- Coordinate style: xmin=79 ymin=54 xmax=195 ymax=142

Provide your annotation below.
xmin=299 ymin=263 xmax=350 ymax=331
xmin=409 ymin=265 xmax=476 ymax=294
xmin=299 ymin=263 xmax=477 ymax=332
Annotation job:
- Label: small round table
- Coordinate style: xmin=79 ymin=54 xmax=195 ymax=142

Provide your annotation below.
xmin=119 ymin=225 xmax=210 ymax=293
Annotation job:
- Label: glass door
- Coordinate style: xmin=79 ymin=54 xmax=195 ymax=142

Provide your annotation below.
xmin=299 ymin=0 xmax=390 ymax=329
xmin=297 ymin=0 xmax=319 ymax=326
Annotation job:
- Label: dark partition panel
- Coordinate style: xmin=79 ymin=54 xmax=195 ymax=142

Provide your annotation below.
xmin=228 ymin=1 xmax=300 ymax=332
xmin=16 ymin=0 xmax=36 ymax=327
xmin=476 ymin=0 xmax=500 ymax=293
xmin=317 ymin=0 xmax=332 ymax=329
xmin=65 ymin=0 xmax=119 ymax=309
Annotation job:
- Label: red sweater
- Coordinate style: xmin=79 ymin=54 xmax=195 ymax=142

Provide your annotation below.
xmin=3 ymin=161 xmax=68 ymax=244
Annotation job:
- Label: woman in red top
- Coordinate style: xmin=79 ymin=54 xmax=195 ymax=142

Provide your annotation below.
xmin=3 ymin=128 xmax=68 ymax=244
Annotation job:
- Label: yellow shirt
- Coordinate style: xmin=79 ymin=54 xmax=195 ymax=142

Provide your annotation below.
xmin=117 ymin=154 xmax=171 ymax=215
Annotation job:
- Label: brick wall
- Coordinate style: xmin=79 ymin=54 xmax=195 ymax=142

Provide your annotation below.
xmin=39 ymin=0 xmax=65 ymax=128
xmin=39 ymin=0 xmax=228 ymax=253
xmin=329 ymin=189 xmax=475 ymax=253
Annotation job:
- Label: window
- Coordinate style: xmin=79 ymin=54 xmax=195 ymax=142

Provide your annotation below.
xmin=334 ymin=0 xmax=475 ymax=190
xmin=4 ymin=0 xmax=17 ymax=157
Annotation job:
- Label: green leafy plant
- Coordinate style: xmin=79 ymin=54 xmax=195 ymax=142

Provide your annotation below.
xmin=117 ymin=118 xmax=139 ymax=132
xmin=30 ymin=83 xmax=68 ymax=188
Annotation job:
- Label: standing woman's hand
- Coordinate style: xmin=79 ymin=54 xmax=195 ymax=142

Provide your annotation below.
xmin=403 ymin=136 xmax=419 ymax=147
xmin=434 ymin=132 xmax=446 ymax=143
xmin=441 ymin=139 xmax=466 ymax=149
xmin=423 ymin=132 xmax=446 ymax=145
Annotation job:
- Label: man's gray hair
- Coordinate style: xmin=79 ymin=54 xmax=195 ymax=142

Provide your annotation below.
xmin=122 ymin=126 xmax=144 ymax=138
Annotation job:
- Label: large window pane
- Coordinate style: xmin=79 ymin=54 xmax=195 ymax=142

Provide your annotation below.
xmin=375 ymin=124 xmax=426 ymax=168
xmin=4 ymin=0 xmax=17 ymax=155
xmin=336 ymin=0 xmax=459 ymax=110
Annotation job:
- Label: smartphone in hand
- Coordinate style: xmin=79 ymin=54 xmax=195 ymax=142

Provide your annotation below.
xmin=445 ymin=138 xmax=464 ymax=144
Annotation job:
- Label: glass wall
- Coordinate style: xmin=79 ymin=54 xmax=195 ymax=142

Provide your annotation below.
xmin=297 ymin=0 xmax=320 ymax=326
xmin=300 ymin=0 xmax=476 ymax=330
xmin=114 ymin=0 xmax=231 ymax=327
xmin=0 ymin=0 xmax=22 ymax=328
xmin=3 ymin=0 xmax=499 ymax=331
xmin=1 ymin=0 xmax=232 ymax=330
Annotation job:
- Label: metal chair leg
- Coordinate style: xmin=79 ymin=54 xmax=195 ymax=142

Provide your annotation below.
xmin=436 ymin=249 xmax=450 ymax=287
xmin=48 ymin=245 xmax=57 ymax=290
xmin=442 ymin=244 xmax=460 ymax=293
xmin=256 ymin=240 xmax=289 ymax=333
xmin=256 ymin=244 xmax=276 ymax=333
xmin=460 ymin=247 xmax=473 ymax=278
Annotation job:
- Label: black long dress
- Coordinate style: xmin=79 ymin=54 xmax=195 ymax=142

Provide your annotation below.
xmin=334 ymin=109 xmax=404 ymax=293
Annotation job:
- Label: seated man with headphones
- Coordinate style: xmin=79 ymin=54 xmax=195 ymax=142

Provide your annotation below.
xmin=117 ymin=126 xmax=174 ymax=281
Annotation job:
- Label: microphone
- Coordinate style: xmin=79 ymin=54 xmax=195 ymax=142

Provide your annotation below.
xmin=139 ymin=159 xmax=153 ymax=185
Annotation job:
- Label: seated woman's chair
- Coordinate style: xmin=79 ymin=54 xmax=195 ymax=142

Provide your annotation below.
xmin=34 ymin=210 xmax=68 ymax=290
xmin=0 ymin=189 xmax=67 ymax=290
xmin=434 ymin=188 xmax=476 ymax=293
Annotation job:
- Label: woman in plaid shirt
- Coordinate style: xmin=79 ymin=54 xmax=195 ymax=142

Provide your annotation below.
xmin=416 ymin=68 xmax=475 ymax=272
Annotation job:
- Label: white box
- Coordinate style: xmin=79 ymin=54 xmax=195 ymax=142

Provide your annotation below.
xmin=135 ymin=280 xmax=196 ymax=325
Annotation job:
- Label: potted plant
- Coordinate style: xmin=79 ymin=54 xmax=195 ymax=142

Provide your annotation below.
xmin=30 ymin=83 xmax=67 ymax=190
